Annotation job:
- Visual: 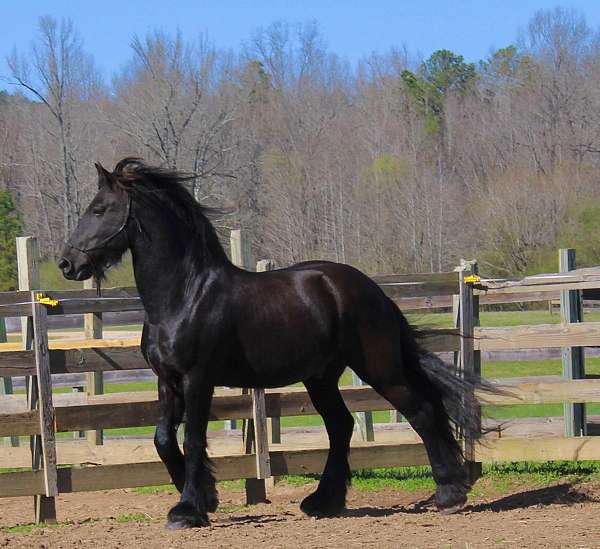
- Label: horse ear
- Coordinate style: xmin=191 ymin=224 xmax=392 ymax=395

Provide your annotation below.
xmin=94 ymin=162 xmax=113 ymax=189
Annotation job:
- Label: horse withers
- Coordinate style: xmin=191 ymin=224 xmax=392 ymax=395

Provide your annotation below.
xmin=59 ymin=159 xmax=493 ymax=528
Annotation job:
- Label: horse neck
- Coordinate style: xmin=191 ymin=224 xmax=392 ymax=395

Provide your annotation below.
xmin=127 ymin=199 xmax=231 ymax=321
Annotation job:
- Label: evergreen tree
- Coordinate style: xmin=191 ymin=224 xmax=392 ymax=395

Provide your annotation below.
xmin=0 ymin=191 xmax=23 ymax=290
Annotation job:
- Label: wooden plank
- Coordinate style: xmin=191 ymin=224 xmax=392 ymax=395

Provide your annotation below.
xmin=475 ymin=322 xmax=600 ymax=351
xmin=0 ymin=330 xmax=452 ymax=378
xmin=372 ymin=272 xmax=459 ymax=285
xmin=380 ymin=281 xmax=460 ymax=299
xmin=4 ymin=377 xmax=600 ymax=437
xmin=477 ymin=290 xmax=560 ymax=306
xmin=0 ymin=336 xmax=141 ymax=353
xmin=0 ymin=346 xmax=147 ymax=377
xmin=480 ymin=378 xmax=600 ymax=405
xmin=483 ymin=280 xmax=600 ymax=296
xmin=31 ymin=296 xmax=58 ymax=498
xmin=560 ymin=249 xmax=586 ymax=437
xmin=0 ymin=288 xmax=142 ymax=317
xmin=476 ymin=436 xmax=600 ymax=463
xmin=393 ymin=295 xmax=454 ymax=310
xmin=3 ymin=435 xmax=600 ymax=499
xmin=0 ymin=443 xmax=429 ymax=497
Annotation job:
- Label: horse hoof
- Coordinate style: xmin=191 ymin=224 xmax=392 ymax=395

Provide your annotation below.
xmin=300 ymin=491 xmax=345 ymax=518
xmin=435 ymin=483 xmax=467 ymax=514
xmin=166 ymin=519 xmax=193 ymax=530
xmin=438 ymin=502 xmax=466 ymax=515
xmin=167 ymin=502 xmax=210 ymax=528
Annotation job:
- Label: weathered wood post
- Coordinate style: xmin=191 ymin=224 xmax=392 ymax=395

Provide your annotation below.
xmin=351 ymin=372 xmax=375 ymax=441
xmin=0 ymin=316 xmax=19 ymax=447
xmin=84 ymin=277 xmax=104 ymax=445
xmin=226 ymin=229 xmax=253 ymax=432
xmin=559 ymin=249 xmax=586 ymax=437
xmin=17 ymin=236 xmax=57 ymax=523
xmin=31 ymin=291 xmax=59 ymax=513
xmin=230 ymin=230 xmax=271 ymax=503
xmin=256 ymin=259 xmax=281 ymax=445
xmin=454 ymin=259 xmax=482 ymax=485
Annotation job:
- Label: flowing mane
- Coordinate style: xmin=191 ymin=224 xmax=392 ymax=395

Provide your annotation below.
xmin=112 ymin=158 xmax=228 ymax=263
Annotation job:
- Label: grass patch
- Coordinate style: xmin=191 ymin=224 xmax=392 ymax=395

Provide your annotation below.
xmin=114 ymin=513 xmax=153 ymax=523
xmin=1 ymin=521 xmax=66 ymax=534
xmin=281 ymin=461 xmax=600 ymax=495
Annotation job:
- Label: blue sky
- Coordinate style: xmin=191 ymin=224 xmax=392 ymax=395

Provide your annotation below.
xmin=2 ymin=1 xmax=600 ymax=84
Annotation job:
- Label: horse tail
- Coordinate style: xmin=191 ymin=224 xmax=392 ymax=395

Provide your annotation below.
xmin=394 ymin=308 xmax=503 ymax=444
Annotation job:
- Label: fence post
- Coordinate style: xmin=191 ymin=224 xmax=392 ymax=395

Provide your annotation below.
xmin=559 ymin=249 xmax=586 ymax=437
xmin=84 ymin=277 xmax=104 ymax=445
xmin=256 ymin=259 xmax=281 ymax=445
xmin=230 ymin=230 xmax=270 ymax=503
xmin=454 ymin=259 xmax=482 ymax=485
xmin=352 ymin=372 xmax=375 ymax=441
xmin=17 ymin=236 xmax=57 ymax=523
xmin=1 ymin=316 xmax=19 ymax=447
xmin=31 ymin=292 xmax=59 ymax=502
xmin=225 ymin=229 xmax=253 ymax=432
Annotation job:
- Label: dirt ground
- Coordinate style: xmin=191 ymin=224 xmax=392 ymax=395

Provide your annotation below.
xmin=1 ymin=480 xmax=599 ymax=549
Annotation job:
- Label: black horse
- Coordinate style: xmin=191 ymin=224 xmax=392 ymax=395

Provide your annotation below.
xmin=59 ymin=159 xmax=488 ymax=529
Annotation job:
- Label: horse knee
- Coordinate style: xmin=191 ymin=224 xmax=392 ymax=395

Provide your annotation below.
xmin=154 ymin=423 xmax=177 ymax=456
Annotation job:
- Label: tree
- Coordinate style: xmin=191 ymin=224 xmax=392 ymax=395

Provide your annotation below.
xmin=401 ymin=49 xmax=476 ymax=122
xmin=0 ymin=191 xmax=23 ymax=290
xmin=7 ymin=16 xmax=101 ymax=243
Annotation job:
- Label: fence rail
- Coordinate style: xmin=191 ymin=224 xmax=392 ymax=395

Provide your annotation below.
xmin=1 ymin=239 xmax=600 ymax=523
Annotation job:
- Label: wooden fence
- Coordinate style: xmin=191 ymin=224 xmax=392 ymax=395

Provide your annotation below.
xmin=1 ymin=238 xmax=600 ymax=524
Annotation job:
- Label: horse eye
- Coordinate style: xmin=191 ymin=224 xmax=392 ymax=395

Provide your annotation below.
xmin=92 ymin=208 xmax=106 ymax=217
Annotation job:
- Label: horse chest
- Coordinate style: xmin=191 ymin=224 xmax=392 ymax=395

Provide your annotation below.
xmin=142 ymin=323 xmax=210 ymax=376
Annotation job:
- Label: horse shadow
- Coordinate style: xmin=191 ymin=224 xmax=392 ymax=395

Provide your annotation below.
xmin=342 ymin=483 xmax=599 ymax=519
xmin=211 ymin=483 xmax=598 ymax=528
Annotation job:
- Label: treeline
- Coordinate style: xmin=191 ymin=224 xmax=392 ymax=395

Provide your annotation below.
xmin=2 ymin=6 xmax=600 ymax=284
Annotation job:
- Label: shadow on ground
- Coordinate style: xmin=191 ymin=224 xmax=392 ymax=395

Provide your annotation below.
xmin=338 ymin=483 xmax=599 ymax=520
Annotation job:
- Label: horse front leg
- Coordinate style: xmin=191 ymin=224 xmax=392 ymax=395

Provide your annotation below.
xmin=166 ymin=375 xmax=215 ymax=529
xmin=154 ymin=377 xmax=185 ymax=492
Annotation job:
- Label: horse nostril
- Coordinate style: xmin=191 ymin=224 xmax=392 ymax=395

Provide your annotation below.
xmin=58 ymin=257 xmax=71 ymax=272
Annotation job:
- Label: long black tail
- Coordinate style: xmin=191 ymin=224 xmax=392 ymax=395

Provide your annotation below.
xmin=394 ymin=308 xmax=505 ymax=445
xmin=417 ymin=350 xmax=500 ymax=442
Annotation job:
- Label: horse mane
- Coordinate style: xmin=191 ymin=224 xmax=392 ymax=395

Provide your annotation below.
xmin=111 ymin=158 xmax=229 ymax=263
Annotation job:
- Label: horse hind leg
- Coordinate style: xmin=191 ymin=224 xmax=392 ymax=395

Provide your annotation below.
xmin=376 ymin=382 xmax=469 ymax=513
xmin=301 ymin=373 xmax=354 ymax=517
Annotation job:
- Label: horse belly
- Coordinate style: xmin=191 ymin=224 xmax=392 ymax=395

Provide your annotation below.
xmin=214 ymin=343 xmax=334 ymax=388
